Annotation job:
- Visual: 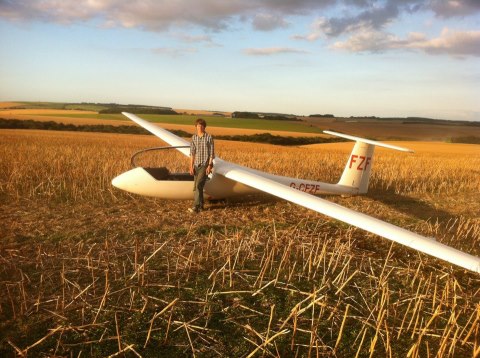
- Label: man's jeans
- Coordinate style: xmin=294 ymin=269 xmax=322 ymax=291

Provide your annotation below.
xmin=193 ymin=164 xmax=207 ymax=209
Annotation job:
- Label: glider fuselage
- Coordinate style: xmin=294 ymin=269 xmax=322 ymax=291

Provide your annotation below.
xmin=111 ymin=158 xmax=358 ymax=200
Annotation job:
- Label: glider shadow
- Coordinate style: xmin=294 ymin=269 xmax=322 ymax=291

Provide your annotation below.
xmin=367 ymin=188 xmax=453 ymax=223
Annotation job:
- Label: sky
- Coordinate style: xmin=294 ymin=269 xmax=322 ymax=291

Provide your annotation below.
xmin=0 ymin=0 xmax=479 ymax=121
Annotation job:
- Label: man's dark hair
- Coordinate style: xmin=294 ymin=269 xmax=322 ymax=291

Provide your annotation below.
xmin=195 ymin=118 xmax=207 ymax=127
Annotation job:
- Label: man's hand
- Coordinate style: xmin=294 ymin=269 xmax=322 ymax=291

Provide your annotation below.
xmin=206 ymin=164 xmax=213 ymax=175
xmin=189 ymin=166 xmax=195 ymax=176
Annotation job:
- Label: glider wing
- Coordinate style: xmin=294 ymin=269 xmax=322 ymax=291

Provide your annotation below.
xmin=122 ymin=112 xmax=191 ymax=157
xmin=215 ymin=161 xmax=480 ymax=274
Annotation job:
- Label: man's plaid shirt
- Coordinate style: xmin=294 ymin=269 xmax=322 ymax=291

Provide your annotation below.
xmin=190 ymin=132 xmax=215 ymax=166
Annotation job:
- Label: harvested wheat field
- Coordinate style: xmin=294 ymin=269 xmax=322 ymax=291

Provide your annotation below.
xmin=0 ymin=102 xmax=23 ymax=109
xmin=1 ymin=129 xmax=479 ymax=357
xmin=0 ymin=109 xmax=131 ymax=127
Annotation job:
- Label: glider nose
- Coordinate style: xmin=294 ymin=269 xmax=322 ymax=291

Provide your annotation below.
xmin=111 ymin=170 xmax=133 ymax=191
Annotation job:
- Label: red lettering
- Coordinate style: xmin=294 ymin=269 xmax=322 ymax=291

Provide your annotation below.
xmin=291 ymin=182 xmax=322 ymax=194
xmin=357 ymin=155 xmax=366 ymax=170
xmin=365 ymin=157 xmax=371 ymax=170
xmin=349 ymin=154 xmax=358 ymax=169
xmin=349 ymin=155 xmax=372 ymax=171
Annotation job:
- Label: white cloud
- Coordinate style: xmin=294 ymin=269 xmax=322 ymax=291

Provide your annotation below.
xmin=243 ymin=47 xmax=309 ymax=56
xmin=332 ymin=29 xmax=400 ymax=52
xmin=172 ymin=33 xmax=223 ymax=48
xmin=332 ymin=27 xmax=480 ymax=57
xmin=293 ymin=0 xmax=480 ymax=43
xmin=176 ymin=34 xmax=211 ymax=43
xmin=2 ymin=0 xmax=480 ymax=32
xmin=2 ymin=0 xmax=479 ymax=59
xmin=252 ymin=13 xmax=289 ymax=31
xmin=429 ymin=0 xmax=480 ymax=18
xmin=2 ymin=1 xmax=479 ymax=36
xmin=292 ymin=18 xmax=327 ymax=41
xmin=318 ymin=2 xmax=401 ymax=36
xmin=293 ymin=1 xmax=412 ymax=40
xmin=0 ymin=0 xmax=102 ymax=23
xmin=152 ymin=47 xmax=198 ymax=57
xmin=409 ymin=28 xmax=480 ymax=57
xmin=0 ymin=0 xmax=334 ymax=31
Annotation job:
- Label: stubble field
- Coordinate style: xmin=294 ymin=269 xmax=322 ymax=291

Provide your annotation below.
xmin=0 ymin=129 xmax=479 ymax=357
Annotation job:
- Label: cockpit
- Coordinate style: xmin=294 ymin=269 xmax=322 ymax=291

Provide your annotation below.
xmin=131 ymin=145 xmax=194 ymax=181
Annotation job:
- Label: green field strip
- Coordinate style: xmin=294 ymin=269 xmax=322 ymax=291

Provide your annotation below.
xmin=31 ymin=113 xmax=324 ymax=133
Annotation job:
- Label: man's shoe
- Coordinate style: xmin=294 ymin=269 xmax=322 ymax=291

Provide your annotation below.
xmin=188 ymin=207 xmax=198 ymax=213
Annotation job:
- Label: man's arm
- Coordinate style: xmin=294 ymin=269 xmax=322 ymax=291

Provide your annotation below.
xmin=206 ymin=136 xmax=215 ymax=174
xmin=190 ymin=138 xmax=195 ymax=175
xmin=210 ymin=135 xmax=215 ymax=163
xmin=190 ymin=155 xmax=195 ymax=175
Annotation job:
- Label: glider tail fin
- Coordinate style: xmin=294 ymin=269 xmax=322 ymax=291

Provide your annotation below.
xmin=324 ymin=131 xmax=414 ymax=194
xmin=338 ymin=140 xmax=375 ymax=194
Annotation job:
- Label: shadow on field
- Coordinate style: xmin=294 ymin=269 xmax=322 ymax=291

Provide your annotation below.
xmin=367 ymin=188 xmax=453 ymax=222
xmin=208 ymin=190 xmax=454 ymax=223
xmin=208 ymin=194 xmax=278 ymax=208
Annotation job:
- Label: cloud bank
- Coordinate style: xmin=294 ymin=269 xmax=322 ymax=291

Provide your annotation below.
xmin=0 ymin=0 xmax=334 ymax=31
xmin=332 ymin=28 xmax=480 ymax=57
xmin=3 ymin=0 xmax=477 ymax=32
xmin=1 ymin=0 xmax=479 ymax=57
xmin=293 ymin=0 xmax=480 ymax=57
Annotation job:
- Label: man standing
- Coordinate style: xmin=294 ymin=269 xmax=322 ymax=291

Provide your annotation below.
xmin=189 ymin=118 xmax=215 ymax=213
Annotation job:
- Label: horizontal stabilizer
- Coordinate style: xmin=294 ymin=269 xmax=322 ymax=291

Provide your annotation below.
xmin=324 ymin=130 xmax=414 ymax=153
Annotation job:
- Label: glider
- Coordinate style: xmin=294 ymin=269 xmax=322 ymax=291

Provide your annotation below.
xmin=112 ymin=113 xmax=480 ymax=274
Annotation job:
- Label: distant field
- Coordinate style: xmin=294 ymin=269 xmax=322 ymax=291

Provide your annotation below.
xmin=304 ymin=117 xmax=480 ymax=141
xmin=2 ymin=109 xmax=98 ymax=116
xmin=3 ymin=102 xmax=480 ymax=142
xmin=0 ymin=101 xmax=110 ymax=111
xmin=0 ymin=108 xmax=325 ymax=135
xmin=0 ymin=102 xmax=22 ymax=108
xmin=32 ymin=112 xmax=324 ymax=133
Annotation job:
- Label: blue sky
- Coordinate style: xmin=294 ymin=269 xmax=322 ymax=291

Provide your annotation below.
xmin=0 ymin=0 xmax=479 ymax=120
